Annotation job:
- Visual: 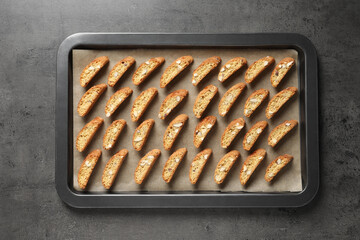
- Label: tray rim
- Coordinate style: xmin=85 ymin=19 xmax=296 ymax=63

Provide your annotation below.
xmin=56 ymin=33 xmax=319 ymax=208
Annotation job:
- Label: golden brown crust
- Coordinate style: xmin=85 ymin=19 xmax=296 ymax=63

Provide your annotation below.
xmin=240 ymin=149 xmax=266 ymax=185
xmin=80 ymin=56 xmax=109 ymax=87
xmin=245 ymin=56 xmax=275 ymax=83
xmin=160 ymin=56 xmax=193 ymax=88
xmin=102 ymin=119 xmax=126 ymax=150
xmin=163 ymin=114 xmax=188 ymax=150
xmin=105 ymin=87 xmax=133 ymax=117
xmin=162 ymin=148 xmax=187 ymax=183
xmin=270 ymin=57 xmax=295 ymax=87
xmin=189 ymin=149 xmax=212 ymax=184
xmin=133 ymin=119 xmax=155 ymax=151
xmin=107 ymin=56 xmax=135 ymax=87
xmin=221 ymin=118 xmax=246 ymax=148
xmin=134 ymin=149 xmax=161 ymax=184
xmin=158 ymin=89 xmax=188 ymax=119
xmin=76 ymin=117 xmax=104 ymax=152
xmin=244 ymin=89 xmax=269 ymax=117
xmin=78 ymin=149 xmax=102 ymax=189
xmin=132 ymin=57 xmax=165 ymax=85
xmin=266 ymin=87 xmax=297 ymax=119
xmin=101 ymin=149 xmax=128 ymax=189
xmin=191 ymin=56 xmax=221 ymax=86
xmin=193 ymin=85 xmax=218 ymax=118
xmin=214 ymin=150 xmax=240 ymax=184
xmin=268 ymin=120 xmax=298 ymax=147
xmin=193 ymin=116 xmax=217 ymax=148
xmin=131 ymin=87 xmax=158 ymax=122
xmin=265 ymin=154 xmax=293 ymax=182
xmin=218 ymin=83 xmax=247 ymax=117
xmin=243 ymin=121 xmax=268 ymax=151
xmin=218 ymin=57 xmax=247 ymax=83
xmin=77 ymin=84 xmax=107 ymax=117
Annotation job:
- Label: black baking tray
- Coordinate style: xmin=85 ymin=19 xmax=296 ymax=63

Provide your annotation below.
xmin=56 ymin=33 xmax=319 ymax=208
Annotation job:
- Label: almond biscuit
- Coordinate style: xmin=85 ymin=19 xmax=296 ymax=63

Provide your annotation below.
xmin=162 ymin=148 xmax=187 ymax=183
xmin=108 ymin=56 xmax=135 ymax=87
xmin=132 ymin=57 xmax=165 ymax=85
xmin=76 ymin=117 xmax=104 ymax=152
xmin=243 ymin=121 xmax=268 ymax=151
xmin=102 ymin=149 xmax=128 ymax=189
xmin=189 ymin=149 xmax=212 ymax=184
xmin=78 ymin=149 xmax=102 ymax=189
xmin=218 ymin=83 xmax=247 ymax=117
xmin=265 ymin=154 xmax=293 ymax=182
xmin=214 ymin=150 xmax=240 ymax=184
xmin=105 ymin=87 xmax=133 ymax=117
xmin=131 ymin=87 xmax=158 ymax=122
xmin=160 ymin=56 xmax=193 ymax=88
xmin=133 ymin=119 xmax=155 ymax=151
xmin=193 ymin=85 xmax=218 ymax=118
xmin=163 ymin=114 xmax=188 ymax=150
xmin=103 ymin=119 xmax=126 ymax=150
xmin=77 ymin=84 xmax=107 ymax=117
xmin=80 ymin=56 xmax=109 ymax=87
xmin=268 ymin=120 xmax=298 ymax=147
xmin=191 ymin=56 xmax=221 ymax=86
xmin=193 ymin=116 xmax=217 ymax=148
xmin=270 ymin=57 xmax=295 ymax=87
xmin=245 ymin=56 xmax=275 ymax=83
xmin=240 ymin=148 xmax=266 ymax=185
xmin=158 ymin=89 xmax=188 ymax=120
xmin=218 ymin=57 xmax=247 ymax=83
xmin=134 ymin=149 xmax=161 ymax=184
xmin=244 ymin=89 xmax=269 ymax=117
xmin=266 ymin=87 xmax=297 ymax=119
xmin=221 ymin=118 xmax=246 ymax=148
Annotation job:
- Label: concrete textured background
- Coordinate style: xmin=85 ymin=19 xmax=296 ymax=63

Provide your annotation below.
xmin=1 ymin=0 xmax=359 ymax=239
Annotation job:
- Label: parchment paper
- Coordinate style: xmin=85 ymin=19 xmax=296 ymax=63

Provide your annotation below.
xmin=72 ymin=48 xmax=302 ymax=193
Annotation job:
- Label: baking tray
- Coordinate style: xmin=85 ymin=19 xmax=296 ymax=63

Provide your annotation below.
xmin=56 ymin=33 xmax=319 ymax=208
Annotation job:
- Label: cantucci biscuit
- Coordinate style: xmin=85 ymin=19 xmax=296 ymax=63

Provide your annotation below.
xmin=80 ymin=56 xmax=109 ymax=87
xmin=102 ymin=149 xmax=128 ymax=189
xmin=163 ymin=114 xmax=188 ymax=150
xmin=77 ymin=84 xmax=107 ymax=117
xmin=191 ymin=56 xmax=221 ymax=86
xmin=214 ymin=150 xmax=240 ymax=184
xmin=243 ymin=121 xmax=268 ymax=151
xmin=218 ymin=57 xmax=247 ymax=83
xmin=268 ymin=120 xmax=298 ymax=147
xmin=221 ymin=118 xmax=246 ymax=148
xmin=133 ymin=119 xmax=155 ymax=151
xmin=160 ymin=56 xmax=193 ymax=88
xmin=189 ymin=148 xmax=212 ymax=184
xmin=105 ymin=87 xmax=133 ymax=117
xmin=265 ymin=154 xmax=293 ymax=182
xmin=131 ymin=87 xmax=158 ymax=122
xmin=245 ymin=56 xmax=275 ymax=83
xmin=244 ymin=89 xmax=269 ymax=117
xmin=103 ymin=119 xmax=126 ymax=150
xmin=270 ymin=57 xmax=295 ymax=87
xmin=158 ymin=89 xmax=188 ymax=119
xmin=193 ymin=116 xmax=217 ymax=148
xmin=162 ymin=148 xmax=187 ymax=183
xmin=108 ymin=56 xmax=135 ymax=87
xmin=76 ymin=117 xmax=104 ymax=152
xmin=134 ymin=149 xmax=161 ymax=184
xmin=218 ymin=83 xmax=247 ymax=117
xmin=132 ymin=57 xmax=165 ymax=85
xmin=240 ymin=148 xmax=266 ymax=185
xmin=266 ymin=87 xmax=297 ymax=119
xmin=78 ymin=149 xmax=102 ymax=189
xmin=193 ymin=85 xmax=218 ymax=118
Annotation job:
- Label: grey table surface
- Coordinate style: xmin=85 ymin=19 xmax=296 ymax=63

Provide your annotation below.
xmin=1 ymin=0 xmax=359 ymax=239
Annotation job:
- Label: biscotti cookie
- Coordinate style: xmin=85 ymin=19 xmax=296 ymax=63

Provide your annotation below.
xmin=108 ymin=56 xmax=135 ymax=87
xmin=158 ymin=89 xmax=188 ymax=119
xmin=243 ymin=121 xmax=268 ymax=151
xmin=162 ymin=148 xmax=187 ymax=183
xmin=193 ymin=85 xmax=218 ymax=118
xmin=240 ymin=148 xmax=266 ymax=185
xmin=133 ymin=119 xmax=155 ymax=151
xmin=191 ymin=56 xmax=221 ymax=86
xmin=266 ymin=87 xmax=297 ymax=119
xmin=80 ymin=56 xmax=109 ymax=87
xmin=218 ymin=83 xmax=247 ymax=117
xmin=78 ymin=149 xmax=101 ymax=189
xmin=221 ymin=118 xmax=246 ymax=148
xmin=105 ymin=87 xmax=133 ymax=117
xmin=77 ymin=84 xmax=107 ymax=117
xmin=132 ymin=57 xmax=165 ymax=85
xmin=189 ymin=148 xmax=212 ymax=184
xmin=270 ymin=57 xmax=295 ymax=87
xmin=268 ymin=120 xmax=298 ymax=147
xmin=160 ymin=56 xmax=193 ymax=88
xmin=245 ymin=56 xmax=275 ymax=84
xmin=214 ymin=150 xmax=241 ymax=184
xmin=131 ymin=87 xmax=158 ymax=122
xmin=244 ymin=89 xmax=269 ymax=117
xmin=103 ymin=119 xmax=126 ymax=150
xmin=163 ymin=114 xmax=188 ymax=150
xmin=193 ymin=116 xmax=217 ymax=148
xmin=134 ymin=149 xmax=161 ymax=184
xmin=102 ymin=149 xmax=128 ymax=189
xmin=265 ymin=154 xmax=293 ymax=182
xmin=218 ymin=57 xmax=247 ymax=83
xmin=76 ymin=117 xmax=104 ymax=152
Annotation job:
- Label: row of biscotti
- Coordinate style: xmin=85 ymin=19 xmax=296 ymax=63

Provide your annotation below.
xmin=79 ymin=55 xmax=295 ymax=88
xmin=78 ymin=148 xmax=293 ymax=190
